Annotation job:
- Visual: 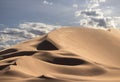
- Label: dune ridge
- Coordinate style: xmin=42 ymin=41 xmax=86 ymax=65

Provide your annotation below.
xmin=0 ymin=27 xmax=120 ymax=82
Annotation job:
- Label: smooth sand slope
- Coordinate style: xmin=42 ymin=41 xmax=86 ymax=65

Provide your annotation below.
xmin=0 ymin=27 xmax=120 ymax=82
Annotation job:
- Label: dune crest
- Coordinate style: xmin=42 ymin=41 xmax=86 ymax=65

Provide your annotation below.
xmin=0 ymin=27 xmax=120 ymax=82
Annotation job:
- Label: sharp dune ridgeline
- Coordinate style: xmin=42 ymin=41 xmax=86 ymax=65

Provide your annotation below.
xmin=0 ymin=27 xmax=120 ymax=82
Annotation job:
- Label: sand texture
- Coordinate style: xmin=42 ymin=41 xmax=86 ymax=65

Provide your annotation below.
xmin=0 ymin=27 xmax=120 ymax=82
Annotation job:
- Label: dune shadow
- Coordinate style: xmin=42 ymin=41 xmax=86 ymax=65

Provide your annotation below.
xmin=38 ymin=75 xmax=54 ymax=80
xmin=34 ymin=53 xmax=87 ymax=66
xmin=37 ymin=40 xmax=59 ymax=50
xmin=50 ymin=57 xmax=86 ymax=66
xmin=0 ymin=48 xmax=18 ymax=55
xmin=0 ymin=65 xmax=9 ymax=70
xmin=0 ymin=62 xmax=17 ymax=71
xmin=1 ymin=51 xmax=37 ymax=59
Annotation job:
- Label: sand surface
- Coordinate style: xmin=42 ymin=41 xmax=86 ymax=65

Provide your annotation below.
xmin=0 ymin=27 xmax=120 ymax=82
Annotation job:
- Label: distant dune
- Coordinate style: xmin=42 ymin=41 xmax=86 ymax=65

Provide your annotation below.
xmin=0 ymin=27 xmax=120 ymax=82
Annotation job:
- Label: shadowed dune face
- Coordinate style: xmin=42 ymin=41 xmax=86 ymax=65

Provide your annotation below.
xmin=34 ymin=52 xmax=87 ymax=66
xmin=33 ymin=52 xmax=87 ymax=66
xmin=0 ymin=48 xmax=18 ymax=55
xmin=37 ymin=40 xmax=59 ymax=50
xmin=0 ymin=65 xmax=9 ymax=70
xmin=0 ymin=27 xmax=120 ymax=82
xmin=0 ymin=51 xmax=37 ymax=60
xmin=51 ymin=58 xmax=85 ymax=65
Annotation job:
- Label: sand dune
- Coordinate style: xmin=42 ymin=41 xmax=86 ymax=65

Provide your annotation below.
xmin=0 ymin=27 xmax=120 ymax=82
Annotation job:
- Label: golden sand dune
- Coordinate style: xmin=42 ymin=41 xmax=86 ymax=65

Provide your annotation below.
xmin=0 ymin=27 xmax=120 ymax=82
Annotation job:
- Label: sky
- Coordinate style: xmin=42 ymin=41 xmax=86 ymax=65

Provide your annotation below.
xmin=0 ymin=0 xmax=120 ymax=27
xmin=0 ymin=0 xmax=79 ymax=26
xmin=0 ymin=0 xmax=120 ymax=50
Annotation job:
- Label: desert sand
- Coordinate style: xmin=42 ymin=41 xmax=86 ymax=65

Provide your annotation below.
xmin=0 ymin=27 xmax=120 ymax=82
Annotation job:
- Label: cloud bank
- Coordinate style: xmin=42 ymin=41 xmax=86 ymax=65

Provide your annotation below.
xmin=74 ymin=0 xmax=120 ymax=28
xmin=0 ymin=22 xmax=60 ymax=50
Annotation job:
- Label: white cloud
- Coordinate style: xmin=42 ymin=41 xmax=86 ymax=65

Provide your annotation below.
xmin=74 ymin=0 xmax=120 ymax=28
xmin=87 ymin=0 xmax=106 ymax=9
xmin=80 ymin=9 xmax=103 ymax=17
xmin=43 ymin=0 xmax=53 ymax=5
xmin=112 ymin=17 xmax=120 ymax=27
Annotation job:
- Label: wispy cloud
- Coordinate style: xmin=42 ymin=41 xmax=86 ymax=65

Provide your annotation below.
xmin=43 ymin=0 xmax=53 ymax=5
xmin=72 ymin=4 xmax=78 ymax=8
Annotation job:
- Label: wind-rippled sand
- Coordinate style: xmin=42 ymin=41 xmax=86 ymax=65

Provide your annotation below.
xmin=0 ymin=27 xmax=120 ymax=82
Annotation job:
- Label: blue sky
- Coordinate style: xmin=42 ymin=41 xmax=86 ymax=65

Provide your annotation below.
xmin=0 ymin=0 xmax=79 ymax=26
xmin=0 ymin=0 xmax=120 ymax=50
xmin=0 ymin=0 xmax=120 ymax=27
